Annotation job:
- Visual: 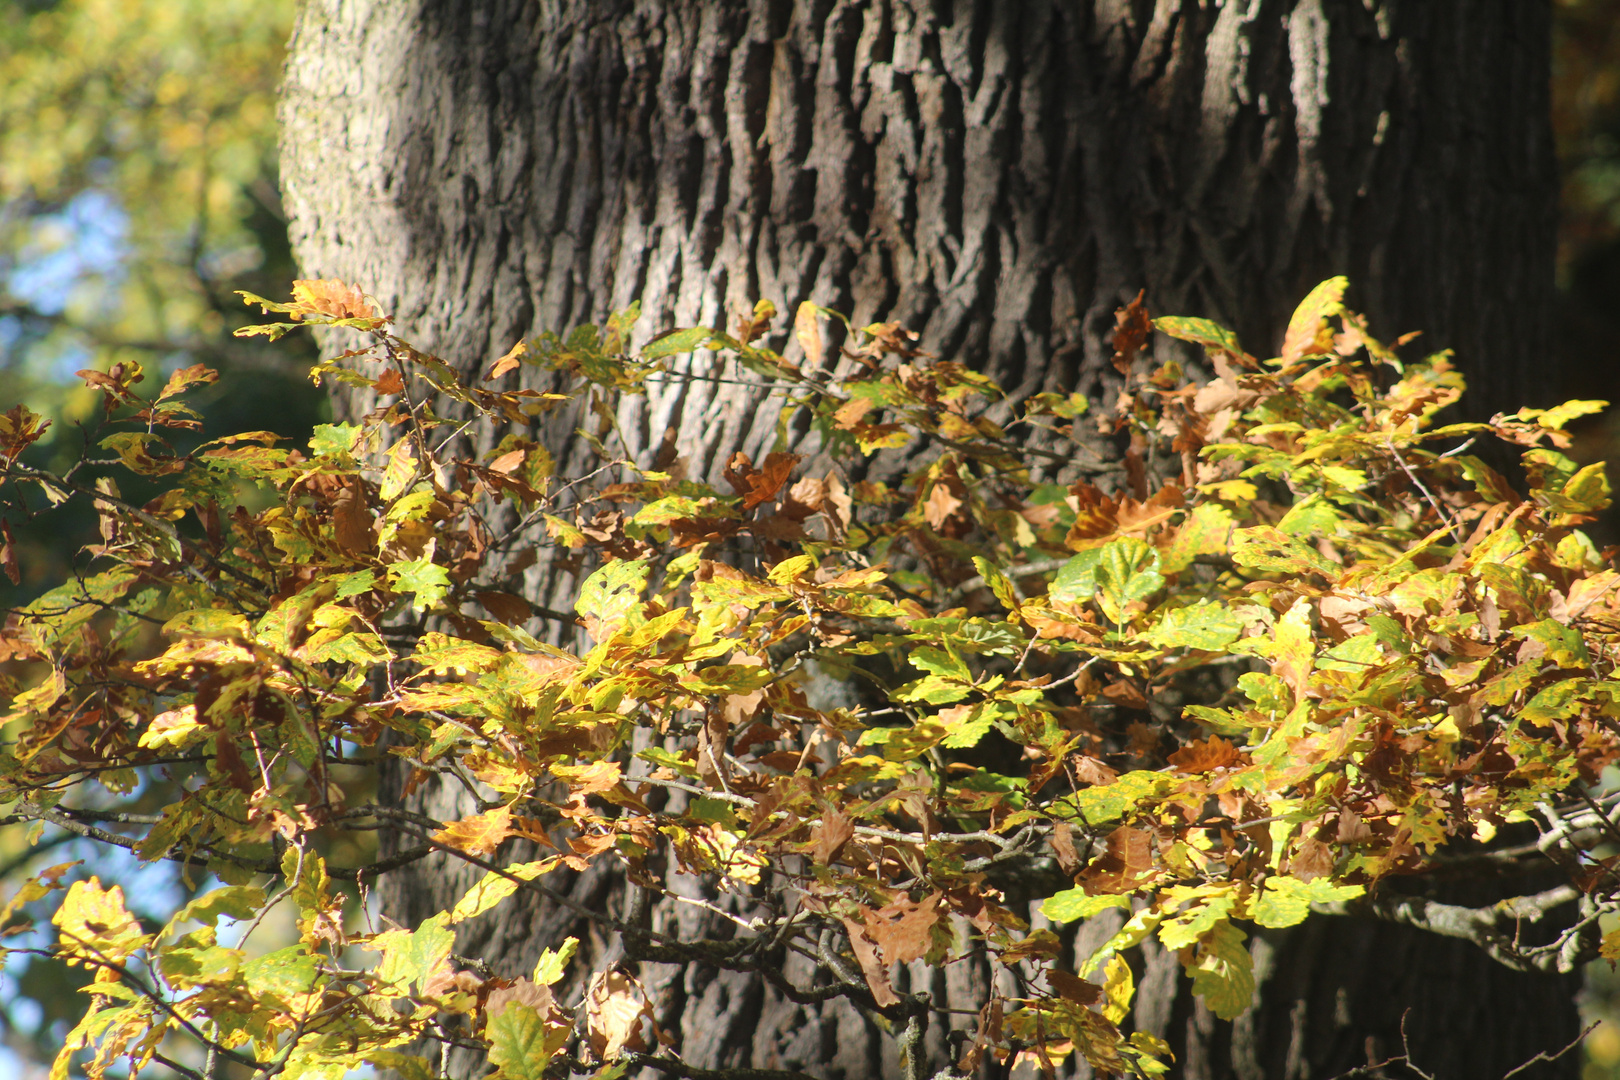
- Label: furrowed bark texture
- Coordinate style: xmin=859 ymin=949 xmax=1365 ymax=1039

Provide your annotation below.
xmin=280 ymin=2 xmax=1573 ymax=1077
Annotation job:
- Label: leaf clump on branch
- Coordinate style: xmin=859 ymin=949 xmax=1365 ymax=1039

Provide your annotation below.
xmin=1 ymin=277 xmax=1618 ymax=1078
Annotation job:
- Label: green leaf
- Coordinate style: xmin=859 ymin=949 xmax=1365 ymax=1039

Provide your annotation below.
xmin=1157 ymin=886 xmax=1237 ymax=950
xmin=1230 ymin=525 xmax=1339 ymax=578
xmin=1160 ymin=501 xmax=1234 ymax=573
xmin=241 ymin=945 xmax=320 ymax=1001
xmin=1051 ymin=548 xmax=1106 ymax=602
xmin=911 ymin=645 xmax=970 ymax=680
xmin=576 ymin=558 xmax=651 ymax=632
xmin=1509 ymin=620 xmax=1590 ymax=669
xmin=1094 ymin=540 xmax=1164 ymax=620
xmin=641 ymin=327 xmax=713 ymax=361
xmin=374 ymin=912 xmax=455 ymax=993
xmin=534 ymin=937 xmax=579 ymax=985
xmin=1251 ymin=877 xmax=1365 ymax=928
xmin=972 ymin=556 xmax=1021 ymax=612
xmin=1521 ymin=678 xmax=1589 ymax=724
xmin=1064 ymin=771 xmax=1173 ymax=826
xmin=379 ymin=437 xmax=418 ymax=501
xmin=389 ymin=558 xmax=453 ymax=610
xmin=1185 ymin=920 xmax=1253 ymax=1020
xmin=487 ymin=1003 xmax=567 ymax=1080
xmin=1041 ymin=890 xmax=1130 ymax=923
xmin=1080 ymin=907 xmax=1163 ymax=978
xmin=894 ymin=675 xmax=972 ymax=705
xmin=1281 ymin=276 xmax=1347 ymax=362
xmin=334 ymin=569 xmax=377 ymax=599
xmin=158 ymin=940 xmax=245 ymax=989
xmin=1145 ymin=602 xmax=1243 ymax=651
xmin=309 ymin=423 xmax=362 ymax=458
xmin=167 ymin=886 xmax=266 ymax=934
xmin=940 ymin=703 xmax=1002 ymax=750
xmin=1153 ymin=316 xmax=1244 ymax=356
xmin=1276 ymin=493 xmax=1343 ymax=537
xmin=1316 ymin=633 xmax=1383 ymax=673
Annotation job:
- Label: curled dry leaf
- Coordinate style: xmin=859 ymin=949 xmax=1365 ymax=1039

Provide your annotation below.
xmin=583 ymin=968 xmax=654 ymax=1060
xmin=486 ymin=977 xmax=565 ymax=1025
xmin=839 ymin=916 xmax=901 ymax=1008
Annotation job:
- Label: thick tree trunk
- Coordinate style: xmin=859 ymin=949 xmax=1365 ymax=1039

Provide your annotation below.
xmin=280 ymin=2 xmax=1574 ymax=1077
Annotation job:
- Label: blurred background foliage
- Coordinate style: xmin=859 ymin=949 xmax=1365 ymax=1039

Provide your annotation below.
xmin=0 ymin=0 xmax=323 ymax=615
xmin=5 ymin=0 xmax=1620 ymax=1075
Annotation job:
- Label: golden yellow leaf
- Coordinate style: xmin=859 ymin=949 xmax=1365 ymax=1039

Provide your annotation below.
xmin=53 ymin=878 xmax=148 ymax=965
xmin=433 ymin=806 xmax=515 ymax=858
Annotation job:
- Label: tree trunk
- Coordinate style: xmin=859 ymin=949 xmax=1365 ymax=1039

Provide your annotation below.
xmin=279 ymin=2 xmax=1575 ymax=1077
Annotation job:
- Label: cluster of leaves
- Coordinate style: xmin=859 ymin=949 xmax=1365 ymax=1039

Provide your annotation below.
xmin=2 ymin=275 xmax=1620 ymax=1079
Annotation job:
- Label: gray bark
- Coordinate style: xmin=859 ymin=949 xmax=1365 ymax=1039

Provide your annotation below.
xmin=280 ymin=1 xmax=1574 ymax=1077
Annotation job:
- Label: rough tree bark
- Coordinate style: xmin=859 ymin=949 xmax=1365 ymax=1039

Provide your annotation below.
xmin=280 ymin=2 xmax=1575 ymax=1077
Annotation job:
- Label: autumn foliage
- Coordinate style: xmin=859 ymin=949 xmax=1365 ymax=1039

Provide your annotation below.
xmin=2 ymin=276 xmax=1619 ymax=1078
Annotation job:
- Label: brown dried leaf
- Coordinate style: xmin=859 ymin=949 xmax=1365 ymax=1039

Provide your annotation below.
xmin=1047 ymin=969 xmax=1103 ymax=1005
xmin=823 ymin=473 xmax=853 ymax=535
xmin=0 ymin=519 xmax=17 ymax=586
xmin=865 ymin=891 xmax=942 ymax=965
xmin=331 ymin=478 xmax=374 ymax=554
xmin=924 ymin=483 xmax=964 ymax=531
xmin=478 ymin=590 xmax=533 ymax=624
xmin=488 ymin=449 xmax=527 ymax=474
xmin=779 ymin=475 xmax=826 ymax=521
xmin=584 ymin=969 xmax=653 ymax=1060
xmin=1072 ymin=756 xmax=1119 ymax=787
xmin=1051 ymin=821 xmax=1082 ymax=876
xmin=550 ymin=759 xmax=622 ymax=796
xmin=833 ymin=397 xmax=875 ymax=430
xmin=794 ymin=301 xmax=825 ymax=369
xmin=487 ymin=977 xmax=564 ymax=1024
xmin=1167 ymin=735 xmax=1242 ymax=774
xmin=840 ymin=917 xmax=901 ymax=1008
xmin=743 ymin=452 xmax=802 ymax=510
xmin=372 ymin=368 xmax=405 ymax=396
xmin=158 ymin=363 xmax=219 ymax=402
xmin=1111 ymin=290 xmax=1152 ymax=374
xmin=1289 ymin=836 xmax=1335 ymax=882
xmin=813 ymin=809 xmax=855 ymax=866
xmin=1078 ymin=826 xmax=1157 ymax=894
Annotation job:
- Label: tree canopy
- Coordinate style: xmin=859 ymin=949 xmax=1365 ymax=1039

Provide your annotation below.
xmin=0 ymin=276 xmax=1616 ymax=1078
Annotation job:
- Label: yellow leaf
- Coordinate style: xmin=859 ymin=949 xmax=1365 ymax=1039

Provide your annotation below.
xmin=794 ymin=301 xmax=824 ymax=369
xmin=379 ymin=437 xmax=418 ymax=502
xmin=449 ymin=859 xmax=561 ymax=923
xmin=138 ymin=705 xmax=208 ymax=750
xmin=53 ymin=878 xmax=149 ymax=965
xmin=1280 ymin=277 xmax=1347 ymax=365
xmin=433 ymin=807 xmax=514 ymax=858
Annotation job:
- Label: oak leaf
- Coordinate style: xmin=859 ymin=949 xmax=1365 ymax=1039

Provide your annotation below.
xmin=584 ymin=969 xmax=654 ymax=1059
xmin=291 ymin=278 xmax=377 ymax=320
xmin=1078 ymin=826 xmax=1157 ymax=894
xmin=839 ymin=916 xmax=901 ymax=1008
xmin=864 ymin=891 xmax=943 ymax=965
xmin=1167 ymin=735 xmax=1242 ymax=774
xmin=433 ymin=806 xmax=514 ymax=858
